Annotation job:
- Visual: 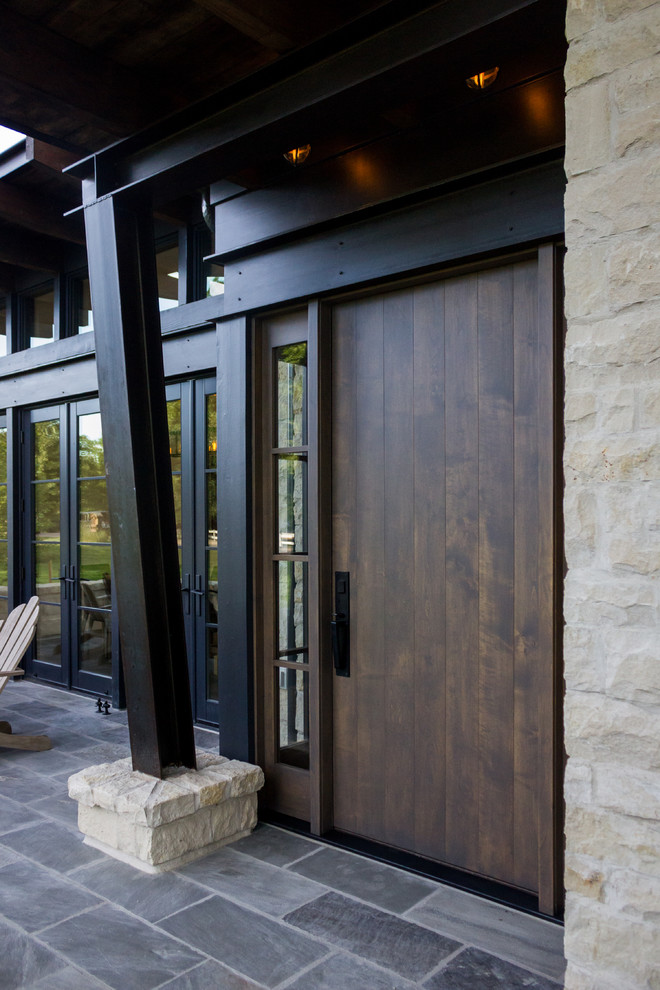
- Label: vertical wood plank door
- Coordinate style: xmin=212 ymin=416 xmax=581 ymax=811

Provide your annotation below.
xmin=331 ymin=254 xmax=557 ymax=902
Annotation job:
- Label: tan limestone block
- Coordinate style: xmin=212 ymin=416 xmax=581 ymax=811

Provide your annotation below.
xmin=605 ymin=867 xmax=660 ymax=923
xmin=564 ymin=894 xmax=660 ymax=986
xmin=563 ymin=487 xmax=597 ymax=565
xmin=564 ymin=757 xmax=595 ymax=807
xmin=566 ymin=0 xmax=599 ymax=42
xmin=594 ymin=764 xmax=660 ymax=820
xmin=147 ymin=807 xmax=215 ymax=865
xmin=563 ymin=625 xmax=604 ymax=692
xmin=565 ymin=692 xmax=660 ymax=770
xmin=565 ymin=853 xmax=606 ymax=899
xmin=565 ymin=80 xmax=613 ymax=175
xmin=209 ymin=794 xmax=258 ymax=842
xmin=566 ymin=9 xmax=660 ymax=91
xmin=608 ymin=229 xmax=660 ymax=310
xmin=565 ymin=805 xmax=660 ymax=876
xmin=220 ymin=760 xmax=265 ymax=798
xmin=565 ymin=390 xmax=597 ymax=424
xmin=563 ymin=242 xmax=610 ymax=319
xmin=563 ymin=962 xmax=622 ymax=990
xmin=606 ymin=647 xmax=660 ymax=706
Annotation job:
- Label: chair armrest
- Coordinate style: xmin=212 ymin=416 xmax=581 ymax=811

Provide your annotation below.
xmin=0 ymin=669 xmax=25 ymax=679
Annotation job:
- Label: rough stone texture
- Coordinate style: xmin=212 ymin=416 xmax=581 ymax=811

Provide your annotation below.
xmin=68 ymin=752 xmax=264 ymax=872
xmin=564 ymin=2 xmax=660 ymax=987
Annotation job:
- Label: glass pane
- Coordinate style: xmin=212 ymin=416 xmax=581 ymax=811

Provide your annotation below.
xmin=0 ymin=426 xmax=6 ymax=482
xmin=35 ymin=603 xmax=62 ymax=666
xmin=79 ymin=546 xmax=112 ymax=608
xmin=0 ymin=485 xmax=6 ymax=538
xmin=78 ymin=413 xmax=104 ymax=477
xmin=156 ymin=244 xmax=179 ymax=311
xmin=206 ymin=264 xmax=225 ymax=297
xmin=277 ymin=561 xmax=307 ymax=654
xmin=78 ymin=607 xmax=112 ymax=677
xmin=172 ymin=473 xmax=182 ymax=545
xmin=0 ymin=301 xmax=6 ymax=358
xmin=207 ymin=548 xmax=217 ymax=624
xmin=0 ymin=597 xmax=7 ymax=624
xmin=26 ymin=287 xmax=55 ymax=347
xmin=278 ymin=667 xmax=309 ymax=769
xmin=277 ymin=455 xmax=307 ymax=553
xmin=168 ymin=399 xmax=182 ymax=472
xmin=207 ymin=627 xmax=218 ymax=702
xmin=33 ymin=419 xmax=60 ymax=480
xmin=276 ymin=343 xmax=307 ymax=447
xmin=206 ymin=472 xmax=217 ymax=544
xmin=206 ymin=393 xmax=217 ymax=470
xmin=34 ymin=482 xmax=60 ymax=540
xmin=79 ymin=480 xmax=110 ymax=541
xmin=0 ymin=542 xmax=7 ymax=601
xmin=75 ymin=277 xmax=93 ymax=334
xmin=35 ymin=544 xmax=60 ymax=603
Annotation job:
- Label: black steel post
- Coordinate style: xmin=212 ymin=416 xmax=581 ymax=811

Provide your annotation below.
xmin=84 ymin=191 xmax=196 ymax=777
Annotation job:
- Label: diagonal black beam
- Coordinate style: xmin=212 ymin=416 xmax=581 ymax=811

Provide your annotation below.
xmin=84 ymin=190 xmax=196 ymax=778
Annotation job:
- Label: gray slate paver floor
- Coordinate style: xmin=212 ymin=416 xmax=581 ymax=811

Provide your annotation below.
xmin=0 ymin=678 xmax=566 ymax=989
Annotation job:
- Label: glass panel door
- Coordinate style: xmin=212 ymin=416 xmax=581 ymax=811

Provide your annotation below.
xmin=74 ymin=403 xmax=112 ymax=691
xmin=28 ymin=406 xmax=67 ymax=683
xmin=25 ymin=401 xmax=113 ymax=695
xmin=166 ymin=377 xmax=218 ymax=726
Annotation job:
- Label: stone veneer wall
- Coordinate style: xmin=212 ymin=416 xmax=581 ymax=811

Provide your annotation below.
xmin=563 ymin=1 xmax=660 ymax=987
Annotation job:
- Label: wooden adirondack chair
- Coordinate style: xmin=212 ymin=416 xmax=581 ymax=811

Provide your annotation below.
xmin=0 ymin=597 xmax=51 ymax=751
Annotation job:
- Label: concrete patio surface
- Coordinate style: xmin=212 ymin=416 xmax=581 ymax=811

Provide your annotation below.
xmin=0 ymin=678 xmax=566 ymax=989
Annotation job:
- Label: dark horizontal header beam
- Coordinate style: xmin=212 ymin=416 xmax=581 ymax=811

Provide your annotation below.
xmin=72 ymin=0 xmax=541 ymax=203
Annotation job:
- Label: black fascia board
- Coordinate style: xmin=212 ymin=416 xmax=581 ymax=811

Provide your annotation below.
xmin=68 ymin=0 xmax=540 ymax=205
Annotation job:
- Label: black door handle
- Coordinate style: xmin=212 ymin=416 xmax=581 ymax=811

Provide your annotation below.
xmin=332 ymin=571 xmax=350 ymax=677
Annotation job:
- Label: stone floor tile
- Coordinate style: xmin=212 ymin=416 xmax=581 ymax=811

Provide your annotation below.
xmin=1 ymin=700 xmax=66 ymax=721
xmin=284 ymin=891 xmax=461 ymax=981
xmin=0 ymin=765 xmax=61 ymax=804
xmin=2 ymin=744 xmax=91 ymax=775
xmin=180 ymin=845 xmax=325 ymax=916
xmin=231 ymin=823 xmax=321 ymax=867
xmin=39 ymin=903 xmax=204 ymax=990
xmin=159 ymin=959 xmax=265 ymax=989
xmin=0 ymin=918 xmax=70 ymax=989
xmin=0 ymin=793 xmax=43 ymax=834
xmin=407 ymin=886 xmax=565 ymax=982
xmin=26 ymin=964 xmax=110 ymax=989
xmin=0 ymin=858 xmax=102 ymax=932
xmin=289 ymin=845 xmax=436 ymax=913
xmin=159 ymin=893 xmax=327 ymax=987
xmin=423 ymin=946 xmax=562 ymax=989
xmin=74 ymin=857 xmax=211 ymax=922
xmin=0 ymin=818 xmax=105 ymax=872
xmin=286 ymin=952 xmax=420 ymax=989
xmin=30 ymin=791 xmax=80 ymax=827
xmin=193 ymin=727 xmax=219 ymax=752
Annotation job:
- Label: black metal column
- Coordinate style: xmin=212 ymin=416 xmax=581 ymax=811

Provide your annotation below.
xmin=84 ymin=193 xmax=196 ymax=777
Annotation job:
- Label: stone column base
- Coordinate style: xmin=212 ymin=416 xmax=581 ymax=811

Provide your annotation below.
xmin=68 ymin=752 xmax=264 ymax=874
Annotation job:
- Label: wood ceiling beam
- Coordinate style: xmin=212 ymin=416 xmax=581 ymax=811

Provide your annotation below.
xmin=0 ymin=184 xmax=85 ymax=244
xmin=0 ymin=227 xmax=76 ymax=273
xmin=0 ymin=2 xmax=176 ymax=139
xmin=192 ymin=0 xmax=302 ymax=51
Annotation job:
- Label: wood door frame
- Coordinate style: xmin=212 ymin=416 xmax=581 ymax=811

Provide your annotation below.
xmin=254 ymin=243 xmax=564 ymax=914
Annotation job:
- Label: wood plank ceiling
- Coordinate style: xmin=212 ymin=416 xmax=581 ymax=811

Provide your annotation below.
xmin=0 ymin=0 xmax=390 ymax=284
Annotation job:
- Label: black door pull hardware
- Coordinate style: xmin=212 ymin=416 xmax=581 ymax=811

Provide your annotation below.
xmin=332 ymin=571 xmax=350 ymax=677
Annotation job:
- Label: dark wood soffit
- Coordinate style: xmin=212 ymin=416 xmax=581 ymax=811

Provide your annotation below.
xmin=0 ymin=225 xmax=77 ymax=273
xmin=0 ymin=1 xmax=182 ymax=145
xmin=213 ymin=72 xmax=565 ymax=259
xmin=0 ymin=182 xmax=84 ymax=244
xmin=73 ymin=0 xmax=544 ymax=201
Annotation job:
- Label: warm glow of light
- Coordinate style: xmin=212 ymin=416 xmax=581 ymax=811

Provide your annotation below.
xmin=208 ymin=440 xmax=217 ymax=452
xmin=523 ymin=79 xmax=554 ymax=129
xmin=347 ymin=153 xmax=380 ymax=189
xmin=466 ymin=67 xmax=499 ymax=90
xmin=283 ymin=144 xmax=311 ymax=166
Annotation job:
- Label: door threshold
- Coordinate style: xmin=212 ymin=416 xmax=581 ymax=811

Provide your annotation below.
xmin=260 ymin=810 xmax=563 ymax=922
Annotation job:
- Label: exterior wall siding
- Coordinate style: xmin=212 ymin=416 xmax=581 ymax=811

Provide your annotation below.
xmin=563 ymin=1 xmax=660 ymax=986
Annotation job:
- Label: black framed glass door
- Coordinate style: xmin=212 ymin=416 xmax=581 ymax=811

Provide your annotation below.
xmin=25 ymin=400 xmax=113 ymax=695
xmin=167 ymin=377 xmax=218 ymax=725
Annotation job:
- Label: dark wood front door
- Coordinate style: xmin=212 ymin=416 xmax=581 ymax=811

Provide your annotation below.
xmin=331 ymin=252 xmax=558 ymax=908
